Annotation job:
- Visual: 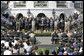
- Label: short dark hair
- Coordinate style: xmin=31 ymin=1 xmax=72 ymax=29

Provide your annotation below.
xmin=27 ymin=42 xmax=30 ymax=45
xmin=34 ymin=46 xmax=38 ymax=50
xmin=24 ymin=49 xmax=27 ymax=53
xmin=39 ymin=51 xmax=43 ymax=55
xmin=20 ymin=43 xmax=24 ymax=47
xmin=6 ymin=47 xmax=9 ymax=50
xmin=1 ymin=43 xmax=4 ymax=47
xmin=45 ymin=50 xmax=49 ymax=55
xmin=14 ymin=44 xmax=18 ymax=49
xmin=9 ymin=41 xmax=12 ymax=47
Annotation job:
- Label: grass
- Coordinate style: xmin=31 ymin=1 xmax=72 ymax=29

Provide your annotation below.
xmin=35 ymin=33 xmax=51 ymax=36
xmin=36 ymin=47 xmax=58 ymax=55
xmin=36 ymin=44 xmax=59 ymax=55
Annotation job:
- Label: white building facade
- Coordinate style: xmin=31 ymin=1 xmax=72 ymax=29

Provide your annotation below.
xmin=7 ymin=1 xmax=76 ymax=19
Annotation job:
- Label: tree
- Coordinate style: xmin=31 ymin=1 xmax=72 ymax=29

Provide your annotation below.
xmin=1 ymin=1 xmax=9 ymax=14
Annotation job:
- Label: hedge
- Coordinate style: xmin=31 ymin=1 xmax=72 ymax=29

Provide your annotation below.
xmin=35 ymin=33 xmax=51 ymax=36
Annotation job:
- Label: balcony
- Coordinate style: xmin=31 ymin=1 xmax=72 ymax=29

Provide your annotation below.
xmin=74 ymin=3 xmax=83 ymax=9
xmin=34 ymin=2 xmax=48 ymax=8
xmin=57 ymin=2 xmax=66 ymax=8
xmin=14 ymin=2 xmax=26 ymax=8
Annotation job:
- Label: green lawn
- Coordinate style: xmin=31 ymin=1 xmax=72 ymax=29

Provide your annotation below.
xmin=35 ymin=33 xmax=51 ymax=36
xmin=36 ymin=44 xmax=59 ymax=55
xmin=36 ymin=47 xmax=58 ymax=55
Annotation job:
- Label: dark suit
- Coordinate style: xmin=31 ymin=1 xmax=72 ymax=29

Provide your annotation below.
xmin=61 ymin=33 xmax=68 ymax=42
xmin=29 ymin=37 xmax=36 ymax=44
xmin=28 ymin=19 xmax=32 ymax=30
xmin=51 ymin=32 xmax=59 ymax=44
xmin=40 ymin=19 xmax=45 ymax=30
xmin=45 ymin=19 xmax=50 ymax=30
xmin=50 ymin=19 xmax=54 ymax=31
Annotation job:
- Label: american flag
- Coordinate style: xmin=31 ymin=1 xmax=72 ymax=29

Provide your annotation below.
xmin=1 ymin=15 xmax=13 ymax=25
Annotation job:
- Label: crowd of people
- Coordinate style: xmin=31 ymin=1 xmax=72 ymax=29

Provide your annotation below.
xmin=51 ymin=30 xmax=83 ymax=55
xmin=1 ymin=12 xmax=83 ymax=55
xmin=1 ymin=29 xmax=83 ymax=55
xmin=1 ymin=30 xmax=83 ymax=55
xmin=1 ymin=37 xmax=38 ymax=55
xmin=1 ymin=12 xmax=83 ymax=32
xmin=1 ymin=30 xmax=37 ymax=55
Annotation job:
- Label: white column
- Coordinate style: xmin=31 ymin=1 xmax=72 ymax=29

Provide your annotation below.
xmin=55 ymin=1 xmax=57 ymax=8
xmin=26 ymin=1 xmax=34 ymax=9
xmin=66 ymin=1 xmax=74 ymax=9
xmin=8 ymin=1 xmax=14 ymax=9
xmin=48 ymin=1 xmax=56 ymax=9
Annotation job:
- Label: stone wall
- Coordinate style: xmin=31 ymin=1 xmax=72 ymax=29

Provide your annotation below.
xmin=9 ymin=8 xmax=75 ymax=19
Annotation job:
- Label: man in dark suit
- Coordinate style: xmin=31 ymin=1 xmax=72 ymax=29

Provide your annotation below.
xmin=45 ymin=17 xmax=50 ymax=31
xmin=29 ymin=31 xmax=36 ymax=45
xmin=62 ymin=32 xmax=68 ymax=43
xmin=40 ymin=18 xmax=45 ymax=30
xmin=35 ymin=17 xmax=40 ymax=30
xmin=50 ymin=18 xmax=54 ymax=31
xmin=51 ymin=30 xmax=59 ymax=44
xmin=28 ymin=17 xmax=32 ymax=30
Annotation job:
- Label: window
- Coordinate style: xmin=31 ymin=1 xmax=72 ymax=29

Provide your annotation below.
xmin=37 ymin=1 xmax=45 ymax=3
xmin=57 ymin=1 xmax=66 ymax=8
xmin=14 ymin=1 xmax=26 ymax=8
xmin=74 ymin=3 xmax=83 ymax=8
xmin=34 ymin=1 xmax=48 ymax=8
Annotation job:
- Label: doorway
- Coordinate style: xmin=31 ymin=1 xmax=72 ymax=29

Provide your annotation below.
xmin=16 ymin=13 xmax=23 ymax=19
xmin=37 ymin=13 xmax=46 ymax=18
xmin=59 ymin=13 xmax=65 ymax=32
